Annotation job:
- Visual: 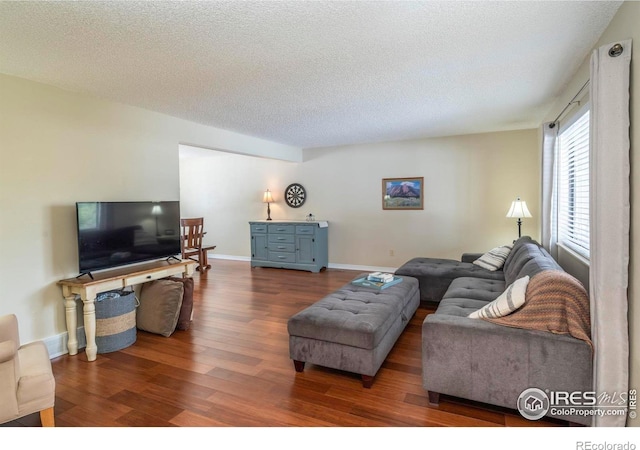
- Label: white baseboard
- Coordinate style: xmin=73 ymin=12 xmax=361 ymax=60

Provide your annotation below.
xmin=327 ymin=263 xmax=398 ymax=273
xmin=44 ymin=326 xmax=86 ymax=359
xmin=208 ymin=253 xmax=251 ymax=262
xmin=209 ymin=253 xmax=397 ymax=273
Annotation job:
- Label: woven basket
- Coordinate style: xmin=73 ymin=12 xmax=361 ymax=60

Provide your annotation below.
xmin=95 ymin=290 xmax=137 ymax=353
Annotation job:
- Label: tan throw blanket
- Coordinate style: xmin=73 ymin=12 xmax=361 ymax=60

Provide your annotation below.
xmin=484 ymin=270 xmax=593 ymax=352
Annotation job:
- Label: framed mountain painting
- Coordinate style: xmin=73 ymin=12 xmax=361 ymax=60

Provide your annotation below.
xmin=382 ymin=177 xmax=424 ymax=210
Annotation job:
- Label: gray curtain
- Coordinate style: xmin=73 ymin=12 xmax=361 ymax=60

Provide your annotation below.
xmin=589 ymin=39 xmax=632 ymax=427
xmin=540 ymin=123 xmax=558 ymax=260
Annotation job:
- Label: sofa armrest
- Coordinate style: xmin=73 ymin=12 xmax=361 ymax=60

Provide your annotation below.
xmin=0 ymin=315 xmax=19 ymax=345
xmin=0 ymin=340 xmax=17 ymax=364
xmin=461 ymin=253 xmax=483 ymax=263
xmin=422 ymin=313 xmax=593 ymax=425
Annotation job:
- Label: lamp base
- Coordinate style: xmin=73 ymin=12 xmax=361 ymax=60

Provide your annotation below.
xmin=266 ymin=203 xmax=272 ymax=221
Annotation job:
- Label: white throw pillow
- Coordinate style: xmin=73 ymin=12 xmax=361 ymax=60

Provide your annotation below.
xmin=473 ymin=244 xmax=513 ymax=271
xmin=468 ymin=276 xmax=529 ymax=319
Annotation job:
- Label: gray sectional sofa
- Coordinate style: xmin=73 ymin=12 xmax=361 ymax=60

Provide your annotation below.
xmin=395 ymin=236 xmax=593 ymax=425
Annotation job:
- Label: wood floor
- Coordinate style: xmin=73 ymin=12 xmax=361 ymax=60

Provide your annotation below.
xmin=8 ymin=259 xmax=564 ymax=427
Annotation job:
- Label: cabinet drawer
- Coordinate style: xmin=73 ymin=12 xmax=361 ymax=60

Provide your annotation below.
xmin=295 ymin=225 xmax=315 ymax=235
xmin=268 ymin=224 xmax=294 ymax=234
xmin=124 ymin=269 xmax=169 ymax=285
xmin=250 ymin=224 xmax=268 ymax=234
xmin=268 ymin=234 xmax=295 ymax=244
xmin=269 ymin=252 xmax=296 ymax=263
xmin=268 ymin=242 xmax=295 ymax=252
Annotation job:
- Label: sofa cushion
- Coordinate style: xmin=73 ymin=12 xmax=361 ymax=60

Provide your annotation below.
xmin=503 ymin=236 xmax=535 ymax=269
xmin=433 ymin=297 xmax=491 ymax=318
xmin=516 ymin=250 xmax=562 ymax=280
xmin=468 ymin=276 xmax=529 ymax=319
xmin=435 ymin=277 xmax=505 ymax=318
xmin=443 ymin=277 xmax=506 ymax=302
xmin=503 ymin=243 xmax=537 ymax=285
xmin=504 ymin=242 xmax=563 ymax=286
xmin=395 ymin=257 xmax=504 ymax=303
xmin=473 ymin=244 xmax=512 ymax=271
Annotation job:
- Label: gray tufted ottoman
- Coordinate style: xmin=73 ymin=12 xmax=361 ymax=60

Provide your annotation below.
xmin=287 ymin=274 xmax=419 ymax=387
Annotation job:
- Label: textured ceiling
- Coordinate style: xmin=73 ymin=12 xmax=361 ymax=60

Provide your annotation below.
xmin=0 ymin=1 xmax=623 ymax=149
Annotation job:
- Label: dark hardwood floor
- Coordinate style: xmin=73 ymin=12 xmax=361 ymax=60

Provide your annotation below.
xmin=8 ymin=259 xmax=564 ymax=428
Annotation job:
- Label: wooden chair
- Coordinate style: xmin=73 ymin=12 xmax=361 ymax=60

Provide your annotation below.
xmin=180 ymin=217 xmax=216 ymax=271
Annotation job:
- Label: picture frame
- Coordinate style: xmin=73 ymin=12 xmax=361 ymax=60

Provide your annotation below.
xmin=382 ymin=177 xmax=424 ymax=210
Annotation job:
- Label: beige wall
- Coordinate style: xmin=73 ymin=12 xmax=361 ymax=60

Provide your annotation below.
xmin=0 ymin=75 xmax=540 ymax=349
xmin=179 ymin=146 xmax=299 ymax=257
xmin=542 ymin=0 xmax=639 ymax=426
xmin=180 ymin=129 xmax=540 ymax=268
xmin=301 ymin=133 xmax=540 ymax=265
xmin=0 ymin=74 xmax=299 ymax=345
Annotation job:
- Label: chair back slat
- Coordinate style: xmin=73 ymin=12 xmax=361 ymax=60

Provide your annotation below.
xmin=179 ymin=217 xmax=215 ymax=271
xmin=181 ymin=218 xmax=204 ymax=250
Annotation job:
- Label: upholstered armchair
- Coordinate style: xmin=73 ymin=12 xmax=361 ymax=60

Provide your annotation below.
xmin=0 ymin=314 xmax=55 ymax=426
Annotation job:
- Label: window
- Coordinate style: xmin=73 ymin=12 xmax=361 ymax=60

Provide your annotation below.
xmin=557 ymin=105 xmax=590 ymax=259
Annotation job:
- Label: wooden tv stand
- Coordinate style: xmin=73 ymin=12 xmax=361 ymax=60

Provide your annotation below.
xmin=58 ymin=259 xmax=197 ymax=362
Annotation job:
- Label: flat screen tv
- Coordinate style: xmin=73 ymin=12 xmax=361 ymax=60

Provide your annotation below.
xmin=76 ymin=201 xmax=181 ymax=274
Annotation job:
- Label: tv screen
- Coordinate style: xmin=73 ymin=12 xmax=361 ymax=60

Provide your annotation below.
xmin=76 ymin=201 xmax=181 ymax=274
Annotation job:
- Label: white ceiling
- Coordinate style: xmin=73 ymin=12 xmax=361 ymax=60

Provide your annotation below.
xmin=0 ymin=1 xmax=623 ymax=150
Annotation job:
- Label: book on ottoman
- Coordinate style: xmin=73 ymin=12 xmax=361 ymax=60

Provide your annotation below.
xmin=351 ymin=275 xmax=403 ymax=290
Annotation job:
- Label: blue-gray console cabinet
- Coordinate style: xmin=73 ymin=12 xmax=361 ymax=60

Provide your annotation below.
xmin=249 ymin=220 xmax=328 ymax=273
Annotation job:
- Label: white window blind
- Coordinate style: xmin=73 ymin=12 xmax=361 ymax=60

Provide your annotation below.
xmin=557 ymin=106 xmax=590 ymax=259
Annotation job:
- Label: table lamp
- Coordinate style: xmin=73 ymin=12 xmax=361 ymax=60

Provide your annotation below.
xmin=506 ymin=197 xmax=532 ymax=238
xmin=263 ymin=189 xmax=274 ymax=221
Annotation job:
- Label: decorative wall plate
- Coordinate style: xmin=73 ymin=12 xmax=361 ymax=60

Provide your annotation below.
xmin=284 ymin=183 xmax=306 ymax=208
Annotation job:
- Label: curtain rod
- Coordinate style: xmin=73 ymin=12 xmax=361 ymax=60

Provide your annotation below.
xmin=548 ymin=79 xmax=590 ymax=129
xmin=548 ymin=42 xmax=625 ymax=129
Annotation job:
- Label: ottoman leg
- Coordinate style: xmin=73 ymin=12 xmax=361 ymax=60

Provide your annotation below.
xmin=361 ymin=375 xmax=374 ymax=388
xmin=428 ymin=391 xmax=440 ymax=406
xmin=293 ymin=360 xmax=305 ymax=372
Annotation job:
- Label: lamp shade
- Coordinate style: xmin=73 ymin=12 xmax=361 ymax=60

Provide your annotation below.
xmin=263 ymin=189 xmax=274 ymax=203
xmin=506 ymin=197 xmax=532 ymax=218
xmin=151 ymin=204 xmax=162 ymax=215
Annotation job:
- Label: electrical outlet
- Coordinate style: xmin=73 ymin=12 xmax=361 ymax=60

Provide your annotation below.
xmin=389 ymin=249 xmax=395 ymax=257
